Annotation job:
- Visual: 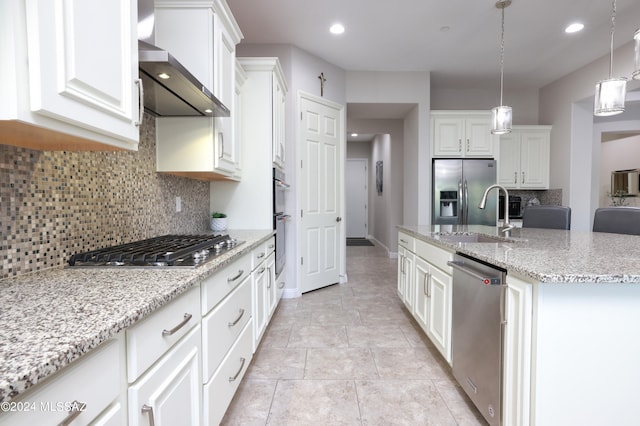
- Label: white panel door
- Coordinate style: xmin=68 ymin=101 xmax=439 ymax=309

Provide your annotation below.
xmin=300 ymin=94 xmax=343 ymax=293
xmin=345 ymin=159 xmax=368 ymax=238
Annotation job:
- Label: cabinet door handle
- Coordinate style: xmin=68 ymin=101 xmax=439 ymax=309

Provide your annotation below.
xmin=425 ymin=272 xmax=431 ymax=297
xmin=466 ymin=138 xmax=470 ymax=152
xmin=218 ymin=132 xmax=224 ymax=159
xmin=135 ymin=78 xmax=144 ymax=127
xmin=267 ymin=266 xmax=272 ymax=288
xmin=258 ymin=266 xmax=266 ymax=274
xmin=162 ymin=313 xmax=192 ymax=336
xmin=60 ymin=400 xmax=86 ymax=426
xmin=228 ymin=357 xmax=246 ymax=382
xmin=458 ymin=139 xmax=462 ymax=152
xmin=228 ymin=309 xmax=245 ymax=327
xmin=268 ymin=244 xmax=275 ymax=249
xmin=257 ymin=252 xmax=266 ymax=259
xmin=514 ymin=172 xmax=517 ymax=184
xmin=227 ymin=270 xmax=244 ymax=283
xmin=400 ymin=239 xmax=408 ymax=244
xmin=278 ymin=282 xmax=285 ymax=289
xmin=142 ymin=404 xmax=156 ymax=426
xmin=522 ymin=171 xmax=525 ymax=184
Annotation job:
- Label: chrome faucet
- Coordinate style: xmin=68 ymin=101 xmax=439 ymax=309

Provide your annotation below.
xmin=479 ymin=184 xmax=515 ymax=234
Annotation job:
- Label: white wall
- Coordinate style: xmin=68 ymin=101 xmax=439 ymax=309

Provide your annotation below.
xmin=539 ymin=40 xmax=639 ymax=230
xmin=431 ymin=87 xmax=540 ymax=124
xmin=346 ymin=71 xmax=430 ymax=228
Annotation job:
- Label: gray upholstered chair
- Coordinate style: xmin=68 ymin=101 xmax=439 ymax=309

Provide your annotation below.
xmin=522 ymin=205 xmax=571 ymax=230
xmin=592 ymin=207 xmax=640 ymax=235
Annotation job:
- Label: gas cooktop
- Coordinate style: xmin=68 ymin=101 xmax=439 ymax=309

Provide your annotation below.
xmin=68 ymin=234 xmax=243 ymax=268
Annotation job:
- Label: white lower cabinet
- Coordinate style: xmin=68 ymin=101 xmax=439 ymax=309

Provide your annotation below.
xmin=203 ymin=319 xmax=253 ymax=426
xmin=0 ymin=338 xmax=124 ymax=426
xmin=397 ymin=232 xmax=453 ymax=364
xmin=128 ymin=326 xmax=202 ymax=426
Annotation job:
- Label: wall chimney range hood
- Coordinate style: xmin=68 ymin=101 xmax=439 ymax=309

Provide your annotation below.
xmin=138 ymin=0 xmax=229 ymax=117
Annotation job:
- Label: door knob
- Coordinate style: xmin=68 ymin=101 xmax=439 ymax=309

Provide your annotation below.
xmin=336 ymin=217 xmax=342 ymax=222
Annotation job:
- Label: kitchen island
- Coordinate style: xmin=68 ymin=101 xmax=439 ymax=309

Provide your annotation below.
xmin=398 ymin=225 xmax=640 ymax=426
xmin=0 ymin=230 xmax=274 ymax=412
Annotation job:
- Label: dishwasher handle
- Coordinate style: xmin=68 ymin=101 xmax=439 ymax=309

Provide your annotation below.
xmin=447 ymin=260 xmax=502 ymax=285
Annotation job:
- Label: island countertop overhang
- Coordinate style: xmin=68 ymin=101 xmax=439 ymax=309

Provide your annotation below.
xmin=398 ymin=225 xmax=640 ymax=284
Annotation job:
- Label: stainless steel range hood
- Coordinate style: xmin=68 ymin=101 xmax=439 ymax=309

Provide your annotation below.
xmin=138 ymin=0 xmax=229 ymax=117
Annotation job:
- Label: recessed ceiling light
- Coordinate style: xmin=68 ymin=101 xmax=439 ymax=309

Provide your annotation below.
xmin=440 ymin=26 xmax=451 ymax=32
xmin=330 ymin=23 xmax=345 ymax=35
xmin=565 ymin=23 xmax=584 ymax=33
xmin=157 ymin=72 xmax=171 ymax=79
xmin=351 ymin=133 xmax=358 ymax=137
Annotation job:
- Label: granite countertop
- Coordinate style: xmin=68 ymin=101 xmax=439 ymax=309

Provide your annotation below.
xmin=0 ymin=229 xmax=275 ymax=403
xmin=399 ymin=225 xmax=640 ymax=284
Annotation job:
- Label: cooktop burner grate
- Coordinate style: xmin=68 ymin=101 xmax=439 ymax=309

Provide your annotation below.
xmin=68 ymin=234 xmax=241 ymax=267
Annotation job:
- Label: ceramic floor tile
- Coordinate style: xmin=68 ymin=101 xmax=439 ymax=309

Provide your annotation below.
xmin=246 ymin=347 xmax=307 ymax=379
xmin=225 ymin=244 xmax=486 ymax=425
xmin=287 ymin=325 xmax=349 ymax=348
xmin=267 ymin=380 xmax=361 ymax=425
xmin=433 ymin=379 xmax=489 ymax=425
xmin=304 ymin=347 xmax=378 ymax=379
xmin=221 ymin=379 xmax=277 ymax=426
xmin=356 ymin=379 xmax=457 ymax=425
xmin=346 ymin=325 xmax=411 ymax=348
xmin=371 ymin=346 xmax=453 ymax=380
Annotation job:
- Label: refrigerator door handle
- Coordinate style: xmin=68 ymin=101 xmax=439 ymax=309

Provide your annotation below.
xmin=457 ymin=179 xmax=463 ymax=225
xmin=463 ymin=179 xmax=469 ymax=225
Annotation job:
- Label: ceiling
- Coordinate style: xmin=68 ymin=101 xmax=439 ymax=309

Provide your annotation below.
xmin=228 ymin=0 xmax=640 ymax=91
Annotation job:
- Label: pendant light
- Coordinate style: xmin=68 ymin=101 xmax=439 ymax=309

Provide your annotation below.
xmin=594 ymin=0 xmax=627 ymax=116
xmin=633 ymin=28 xmax=640 ymax=80
xmin=491 ymin=0 xmax=512 ymax=135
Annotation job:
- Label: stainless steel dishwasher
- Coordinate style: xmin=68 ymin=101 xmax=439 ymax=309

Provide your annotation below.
xmin=448 ymin=253 xmax=506 ymax=426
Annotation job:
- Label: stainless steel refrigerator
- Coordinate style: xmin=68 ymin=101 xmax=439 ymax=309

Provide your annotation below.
xmin=432 ymin=159 xmax=497 ymax=225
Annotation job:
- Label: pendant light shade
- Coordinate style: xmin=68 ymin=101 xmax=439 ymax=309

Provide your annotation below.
xmin=633 ymin=29 xmax=640 ymax=80
xmin=594 ymin=0 xmax=626 ymax=116
xmin=491 ymin=106 xmax=512 ymax=135
xmin=491 ymin=0 xmax=512 ymax=135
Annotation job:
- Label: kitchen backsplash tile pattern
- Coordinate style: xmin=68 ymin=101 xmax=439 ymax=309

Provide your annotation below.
xmin=511 ymin=189 xmax=563 ymax=206
xmin=0 ymin=115 xmax=210 ymax=279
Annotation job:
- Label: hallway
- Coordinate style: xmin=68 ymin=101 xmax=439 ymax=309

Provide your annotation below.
xmin=221 ymin=243 xmax=486 ymax=425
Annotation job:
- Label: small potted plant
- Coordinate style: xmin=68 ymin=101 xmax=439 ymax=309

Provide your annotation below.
xmin=210 ymin=212 xmax=228 ymax=231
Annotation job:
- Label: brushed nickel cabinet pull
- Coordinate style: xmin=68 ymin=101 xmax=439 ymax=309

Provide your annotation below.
xmin=258 ymin=267 xmax=266 ymax=274
xmin=135 ymin=78 xmax=144 ymax=127
xmin=458 ymin=139 xmax=462 ymax=152
xmin=162 ymin=313 xmax=192 ymax=336
xmin=278 ymin=282 xmax=285 ymax=289
xmin=466 ymin=139 xmax=470 ymax=152
xmin=522 ymin=171 xmax=525 ymax=184
xmin=514 ymin=172 xmax=517 ymax=184
xmin=228 ymin=357 xmax=246 ymax=382
xmin=257 ymin=252 xmax=266 ymax=259
xmin=218 ymin=132 xmax=224 ymax=159
xmin=400 ymin=239 xmax=408 ymax=244
xmin=426 ymin=273 xmax=432 ymax=298
xmin=228 ymin=309 xmax=245 ymax=327
xmin=227 ymin=270 xmax=244 ymax=283
xmin=60 ymin=400 xmax=86 ymax=426
xmin=267 ymin=266 xmax=272 ymax=288
xmin=142 ymin=404 xmax=156 ymax=426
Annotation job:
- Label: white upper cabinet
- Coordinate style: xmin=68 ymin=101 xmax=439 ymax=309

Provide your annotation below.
xmin=154 ymin=0 xmax=243 ymax=180
xmin=0 ymin=0 xmax=141 ymax=151
xmin=431 ymin=111 xmax=496 ymax=158
xmin=497 ymin=126 xmax=551 ymax=189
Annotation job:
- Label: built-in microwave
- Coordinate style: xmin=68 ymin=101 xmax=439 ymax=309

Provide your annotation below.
xmin=611 ymin=169 xmax=640 ymax=196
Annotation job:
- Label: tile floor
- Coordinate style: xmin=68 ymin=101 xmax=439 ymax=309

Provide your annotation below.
xmin=222 ymin=244 xmax=487 ymax=425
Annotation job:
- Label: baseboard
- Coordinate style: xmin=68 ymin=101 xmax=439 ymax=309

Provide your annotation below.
xmin=281 ymin=288 xmax=301 ymax=299
xmin=369 ymin=236 xmax=397 ymax=259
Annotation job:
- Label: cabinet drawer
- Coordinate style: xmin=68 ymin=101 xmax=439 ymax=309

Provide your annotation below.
xmin=415 ymin=239 xmax=454 ymax=274
xmin=0 ymin=339 xmax=121 ymax=426
xmin=128 ymin=326 xmax=202 ymax=426
xmin=252 ymin=242 xmax=269 ymax=269
xmin=202 ymin=276 xmax=252 ymax=382
xmin=203 ymin=320 xmax=253 ymax=426
xmin=398 ymin=232 xmax=415 ymax=252
xmin=265 ymin=236 xmax=276 ymax=254
xmin=126 ymin=286 xmax=200 ymax=383
xmin=202 ymin=253 xmax=251 ymax=315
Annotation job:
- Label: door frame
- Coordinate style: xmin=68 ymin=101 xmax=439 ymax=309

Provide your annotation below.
xmin=346 ymin=158 xmax=369 ymax=238
xmin=295 ymin=90 xmax=346 ymax=294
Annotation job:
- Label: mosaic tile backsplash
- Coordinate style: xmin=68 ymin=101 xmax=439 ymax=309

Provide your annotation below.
xmin=0 ymin=114 xmax=210 ymax=279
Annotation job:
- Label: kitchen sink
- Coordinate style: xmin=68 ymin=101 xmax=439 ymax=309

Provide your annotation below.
xmin=436 ymin=233 xmax=509 ymax=244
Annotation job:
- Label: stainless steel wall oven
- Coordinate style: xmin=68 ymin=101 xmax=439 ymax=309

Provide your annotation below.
xmin=273 ymin=168 xmax=290 ymax=276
